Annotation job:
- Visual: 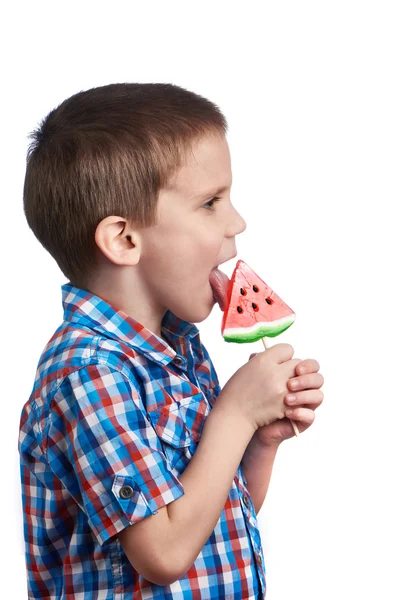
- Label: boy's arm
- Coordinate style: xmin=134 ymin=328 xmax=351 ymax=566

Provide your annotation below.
xmin=205 ymin=345 xmax=278 ymax=516
xmin=118 ymin=392 xmax=256 ymax=585
xmin=240 ymin=435 xmax=280 ymax=515
xmin=49 ymin=363 xmax=261 ymax=587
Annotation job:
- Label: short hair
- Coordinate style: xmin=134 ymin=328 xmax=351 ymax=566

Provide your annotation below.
xmin=23 ymin=82 xmax=228 ymax=289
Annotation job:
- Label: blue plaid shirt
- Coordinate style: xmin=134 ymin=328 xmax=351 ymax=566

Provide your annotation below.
xmin=18 ymin=283 xmax=266 ymax=599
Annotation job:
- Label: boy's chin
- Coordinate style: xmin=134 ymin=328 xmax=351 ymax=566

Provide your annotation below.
xmin=172 ymin=287 xmax=216 ymax=324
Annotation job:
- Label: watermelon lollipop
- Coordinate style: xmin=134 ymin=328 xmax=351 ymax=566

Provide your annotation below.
xmin=221 ymin=260 xmax=295 ymax=343
xmin=210 ymin=259 xmax=299 ymax=436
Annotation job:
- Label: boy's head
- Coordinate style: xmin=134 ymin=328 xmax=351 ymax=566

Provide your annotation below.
xmin=23 ymin=83 xmax=246 ymax=332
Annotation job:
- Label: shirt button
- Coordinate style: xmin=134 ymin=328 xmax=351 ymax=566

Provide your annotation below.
xmin=256 ymin=553 xmax=263 ymax=567
xmin=119 ymin=485 xmax=134 ymax=499
xmin=243 ymin=496 xmax=250 ymax=509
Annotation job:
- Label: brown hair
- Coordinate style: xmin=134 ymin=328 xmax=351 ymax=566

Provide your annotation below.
xmin=23 ymin=82 xmax=228 ymax=289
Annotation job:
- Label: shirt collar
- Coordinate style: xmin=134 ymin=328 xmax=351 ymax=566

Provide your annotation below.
xmin=61 ymin=283 xmax=200 ymax=368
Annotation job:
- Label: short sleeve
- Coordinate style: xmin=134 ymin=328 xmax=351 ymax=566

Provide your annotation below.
xmin=44 ymin=364 xmax=185 ymax=546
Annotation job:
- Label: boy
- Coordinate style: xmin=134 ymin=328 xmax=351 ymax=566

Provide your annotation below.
xmin=19 ymin=83 xmax=324 ymax=599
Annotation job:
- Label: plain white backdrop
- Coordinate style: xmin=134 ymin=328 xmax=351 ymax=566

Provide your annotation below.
xmin=1 ymin=1 xmax=399 ymax=598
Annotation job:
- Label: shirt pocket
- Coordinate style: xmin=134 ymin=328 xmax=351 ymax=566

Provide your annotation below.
xmin=150 ymin=392 xmax=210 ymax=471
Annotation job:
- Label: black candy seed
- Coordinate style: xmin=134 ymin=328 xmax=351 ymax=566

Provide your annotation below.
xmin=236 ymin=286 xmax=271 ymax=313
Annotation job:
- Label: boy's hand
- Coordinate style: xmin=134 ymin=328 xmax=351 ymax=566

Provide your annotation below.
xmin=248 ymin=354 xmax=324 ymax=447
xmin=218 ymin=344 xmax=304 ymax=431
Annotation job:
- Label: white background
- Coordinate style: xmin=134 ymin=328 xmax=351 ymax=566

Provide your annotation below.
xmin=1 ymin=1 xmax=399 ymax=598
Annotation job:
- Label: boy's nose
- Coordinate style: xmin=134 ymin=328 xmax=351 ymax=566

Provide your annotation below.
xmin=228 ymin=205 xmax=247 ymax=237
xmin=237 ymin=214 xmax=247 ymax=234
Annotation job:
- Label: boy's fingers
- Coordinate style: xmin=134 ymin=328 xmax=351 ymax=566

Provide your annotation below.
xmin=285 ymin=389 xmax=324 ymax=408
xmin=285 ymin=407 xmax=315 ymax=424
xmin=296 ymin=359 xmax=320 ymax=374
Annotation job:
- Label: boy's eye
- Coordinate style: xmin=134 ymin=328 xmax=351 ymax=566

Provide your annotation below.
xmin=203 ymin=197 xmax=221 ymax=210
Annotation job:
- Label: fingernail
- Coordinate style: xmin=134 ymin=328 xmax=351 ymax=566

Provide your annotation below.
xmin=286 ymin=409 xmax=294 ymax=416
xmin=286 ymin=394 xmax=296 ymax=403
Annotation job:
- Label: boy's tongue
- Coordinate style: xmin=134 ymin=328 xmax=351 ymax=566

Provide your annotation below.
xmin=209 ymin=268 xmax=230 ymax=312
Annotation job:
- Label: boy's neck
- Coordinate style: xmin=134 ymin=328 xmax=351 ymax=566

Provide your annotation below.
xmin=86 ymin=277 xmax=166 ymax=343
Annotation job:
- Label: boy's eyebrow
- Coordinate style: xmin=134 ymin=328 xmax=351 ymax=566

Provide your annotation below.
xmin=191 ymin=183 xmax=232 ymax=201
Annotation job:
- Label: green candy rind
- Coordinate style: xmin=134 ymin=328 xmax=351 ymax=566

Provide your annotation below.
xmin=223 ymin=317 xmax=295 ymax=344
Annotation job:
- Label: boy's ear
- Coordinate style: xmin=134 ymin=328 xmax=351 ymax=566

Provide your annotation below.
xmin=94 ymin=216 xmax=141 ymax=267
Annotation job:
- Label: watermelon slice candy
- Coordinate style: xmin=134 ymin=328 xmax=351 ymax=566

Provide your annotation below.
xmin=210 ymin=260 xmax=296 ymax=344
xmin=210 ymin=259 xmax=299 ymax=437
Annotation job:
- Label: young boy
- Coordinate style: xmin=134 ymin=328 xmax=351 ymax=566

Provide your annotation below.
xmin=18 ymin=83 xmax=324 ymax=599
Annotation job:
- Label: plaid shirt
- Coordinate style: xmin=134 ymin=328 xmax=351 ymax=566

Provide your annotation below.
xmin=19 ymin=283 xmax=266 ymax=599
